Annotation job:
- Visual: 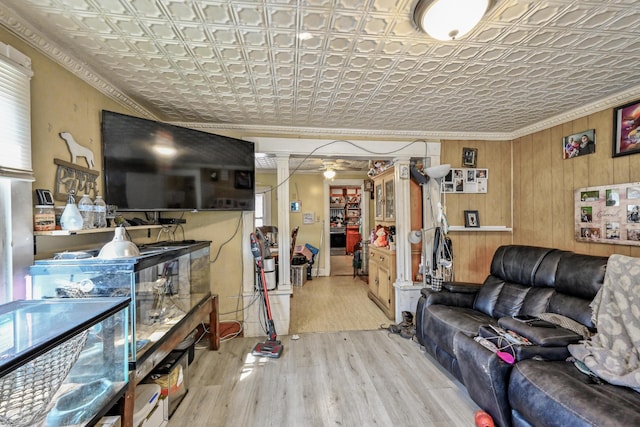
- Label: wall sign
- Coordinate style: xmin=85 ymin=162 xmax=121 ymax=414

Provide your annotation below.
xmin=575 ymin=182 xmax=640 ymax=246
xmin=53 ymin=158 xmax=99 ymax=201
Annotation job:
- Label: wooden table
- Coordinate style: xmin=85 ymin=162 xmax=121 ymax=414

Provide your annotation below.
xmin=119 ymin=293 xmax=219 ymax=427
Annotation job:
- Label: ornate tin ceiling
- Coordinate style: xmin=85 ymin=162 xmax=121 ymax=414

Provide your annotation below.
xmin=1 ymin=0 xmax=640 ymax=140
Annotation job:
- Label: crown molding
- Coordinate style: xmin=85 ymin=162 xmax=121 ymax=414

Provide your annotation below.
xmin=0 ymin=3 xmax=158 ymax=121
xmin=172 ymin=121 xmax=510 ymax=141
xmin=509 ymin=85 xmax=640 ymax=140
xmin=2 ymin=4 xmax=639 ymax=142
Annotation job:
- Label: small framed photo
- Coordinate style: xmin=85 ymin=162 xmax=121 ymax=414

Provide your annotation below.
xmin=462 ymin=147 xmax=477 ymax=167
xmin=563 ymin=129 xmax=595 ymax=159
xmin=464 ymin=210 xmax=480 ymax=228
xmin=364 ymin=179 xmax=374 ymax=192
xmin=613 ymin=99 xmax=640 ymax=157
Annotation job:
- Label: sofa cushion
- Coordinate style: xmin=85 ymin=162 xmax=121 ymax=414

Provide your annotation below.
xmin=490 ymin=246 xmax=557 ymax=286
xmin=425 ymin=305 xmax=496 ymax=356
xmin=510 ymin=360 xmax=640 ymax=427
xmin=554 ymin=253 xmax=607 ymax=301
xmin=474 ymin=246 xmax=564 ymax=319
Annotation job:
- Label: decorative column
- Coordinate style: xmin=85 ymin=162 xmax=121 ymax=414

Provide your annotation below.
xmin=393 ymin=157 xmax=412 ymax=286
xmin=392 ymin=157 xmax=416 ymax=323
xmin=243 ymin=154 xmax=293 ymax=337
xmin=275 ymin=154 xmax=292 ymax=291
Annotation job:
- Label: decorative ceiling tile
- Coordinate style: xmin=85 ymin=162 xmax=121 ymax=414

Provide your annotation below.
xmin=130 ymin=0 xmax=163 ymax=18
xmin=301 ymin=11 xmax=327 ymax=31
xmin=235 ymin=6 xmax=264 ymax=27
xmin=526 ymin=6 xmax=562 ymax=26
xmin=333 ymin=15 xmax=357 ymax=33
xmin=269 ymin=8 xmax=295 ymax=27
xmin=200 ymin=3 xmax=231 ymax=24
xmin=3 ymin=0 xmax=640 ymax=138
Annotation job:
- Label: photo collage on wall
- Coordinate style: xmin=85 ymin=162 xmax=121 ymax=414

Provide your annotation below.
xmin=575 ymin=182 xmax=640 ymax=246
xmin=442 ymin=168 xmax=488 ymax=193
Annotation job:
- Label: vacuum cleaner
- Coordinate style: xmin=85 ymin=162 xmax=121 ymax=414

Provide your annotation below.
xmin=250 ymin=232 xmax=283 ymax=358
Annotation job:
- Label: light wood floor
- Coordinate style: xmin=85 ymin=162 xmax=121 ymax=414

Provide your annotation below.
xmin=330 ymin=254 xmax=354 ymax=276
xmin=168 ymin=330 xmax=479 ymax=427
xmin=166 ymin=264 xmax=480 ymax=426
xmin=290 ymin=274 xmax=390 ymax=334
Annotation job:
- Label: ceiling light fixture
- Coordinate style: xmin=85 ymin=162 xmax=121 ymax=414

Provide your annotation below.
xmin=413 ymin=0 xmax=492 ymax=41
xmin=323 ymin=169 xmax=336 ymax=180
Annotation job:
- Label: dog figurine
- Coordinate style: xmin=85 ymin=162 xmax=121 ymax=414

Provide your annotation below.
xmin=59 ymin=131 xmax=95 ymax=169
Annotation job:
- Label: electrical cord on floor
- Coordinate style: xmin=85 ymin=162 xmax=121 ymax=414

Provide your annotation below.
xmin=193 ymin=321 xmax=209 ymax=349
xmin=219 ymin=320 xmax=244 ymax=343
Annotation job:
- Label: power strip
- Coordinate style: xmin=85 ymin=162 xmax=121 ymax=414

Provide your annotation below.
xmin=158 ymin=218 xmax=186 ymax=225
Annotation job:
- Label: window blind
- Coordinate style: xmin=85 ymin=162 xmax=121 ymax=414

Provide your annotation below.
xmin=0 ymin=45 xmax=33 ymax=181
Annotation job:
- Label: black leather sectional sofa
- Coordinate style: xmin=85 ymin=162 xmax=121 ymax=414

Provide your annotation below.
xmin=415 ymin=245 xmax=640 ymax=427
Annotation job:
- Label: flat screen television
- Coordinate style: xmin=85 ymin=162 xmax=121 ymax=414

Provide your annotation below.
xmin=101 ymin=110 xmax=255 ymax=211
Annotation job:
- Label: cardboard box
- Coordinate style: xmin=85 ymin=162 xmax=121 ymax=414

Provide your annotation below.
xmin=149 ymin=350 xmax=189 ymax=418
xmin=96 ymin=416 xmax=121 ymax=427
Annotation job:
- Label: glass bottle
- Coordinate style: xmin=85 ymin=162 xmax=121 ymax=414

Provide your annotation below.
xmin=77 ymin=193 xmax=94 ymax=229
xmin=94 ymin=195 xmax=107 ymax=228
xmin=60 ymin=192 xmax=83 ymax=231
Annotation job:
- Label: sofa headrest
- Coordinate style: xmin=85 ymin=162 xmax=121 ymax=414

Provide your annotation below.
xmin=490 ymin=245 xmax=559 ymax=287
xmin=555 ymin=252 xmax=608 ymax=300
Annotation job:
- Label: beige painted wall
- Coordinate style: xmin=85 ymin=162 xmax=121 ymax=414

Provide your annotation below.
xmin=256 ymin=170 xmax=369 ymax=273
xmin=2 ymin=28 xmax=247 ymax=322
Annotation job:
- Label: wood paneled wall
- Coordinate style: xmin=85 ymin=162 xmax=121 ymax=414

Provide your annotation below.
xmin=443 ymin=104 xmax=640 ymax=284
xmin=440 ymin=139 xmax=512 ymax=283
xmin=513 ymin=108 xmax=640 ymax=259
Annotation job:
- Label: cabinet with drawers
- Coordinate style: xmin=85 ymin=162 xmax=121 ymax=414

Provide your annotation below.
xmin=368 ymin=245 xmax=396 ymax=319
xmin=371 ymin=165 xmax=423 ymax=284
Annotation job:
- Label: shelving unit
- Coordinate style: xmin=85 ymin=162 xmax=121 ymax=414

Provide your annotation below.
xmin=34 ymin=225 xmax=164 ymax=236
xmin=448 ymin=226 xmax=512 ymax=232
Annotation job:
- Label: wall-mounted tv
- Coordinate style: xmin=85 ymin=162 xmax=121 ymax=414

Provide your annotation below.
xmin=102 ymin=110 xmax=255 ymax=211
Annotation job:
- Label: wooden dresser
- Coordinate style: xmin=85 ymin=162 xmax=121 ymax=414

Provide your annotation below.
xmin=368 ymin=245 xmax=396 ymax=319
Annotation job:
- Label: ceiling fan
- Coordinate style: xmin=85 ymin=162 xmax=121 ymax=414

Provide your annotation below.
xmin=316 ymin=159 xmax=367 ymax=179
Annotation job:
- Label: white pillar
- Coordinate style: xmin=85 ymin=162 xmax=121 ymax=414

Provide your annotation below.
xmin=393 ymin=157 xmax=412 ymax=286
xmin=276 ymin=154 xmax=292 ymax=291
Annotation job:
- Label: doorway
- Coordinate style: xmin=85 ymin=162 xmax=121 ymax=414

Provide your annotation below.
xmin=326 ymin=180 xmax=367 ymax=276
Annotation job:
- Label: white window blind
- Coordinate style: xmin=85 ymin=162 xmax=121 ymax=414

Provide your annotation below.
xmin=0 ymin=43 xmax=33 ymax=181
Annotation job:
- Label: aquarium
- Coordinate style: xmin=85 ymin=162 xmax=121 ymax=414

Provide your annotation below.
xmin=29 ymin=241 xmax=211 ymax=365
xmin=0 ymin=298 xmax=129 ymax=427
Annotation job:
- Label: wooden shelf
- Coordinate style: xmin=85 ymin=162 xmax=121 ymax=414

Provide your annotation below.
xmin=448 ymin=226 xmax=512 ymax=232
xmin=34 ymin=225 xmax=164 ymax=236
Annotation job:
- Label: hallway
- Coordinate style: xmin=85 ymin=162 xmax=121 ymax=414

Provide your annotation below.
xmin=289 ymin=256 xmax=389 ymax=334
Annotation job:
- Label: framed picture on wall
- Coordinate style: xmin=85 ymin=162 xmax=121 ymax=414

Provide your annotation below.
xmin=462 ymin=147 xmax=477 ymax=167
xmin=563 ymin=129 xmax=595 ymax=159
xmin=613 ymin=99 xmax=640 ymax=157
xmin=464 ymin=210 xmax=480 ymax=228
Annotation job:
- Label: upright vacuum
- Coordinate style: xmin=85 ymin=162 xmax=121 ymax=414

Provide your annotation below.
xmin=250 ymin=232 xmax=283 ymax=358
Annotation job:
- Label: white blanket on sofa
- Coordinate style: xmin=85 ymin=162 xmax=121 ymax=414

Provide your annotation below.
xmin=568 ymin=254 xmax=640 ymax=392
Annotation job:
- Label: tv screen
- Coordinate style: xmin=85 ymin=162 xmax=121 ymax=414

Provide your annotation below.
xmin=101 ymin=110 xmax=255 ymax=211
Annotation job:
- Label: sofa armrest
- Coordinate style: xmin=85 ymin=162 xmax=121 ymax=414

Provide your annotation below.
xmin=420 ymin=286 xmax=477 ymax=309
xmin=454 ymin=332 xmax=513 ymax=427
xmin=443 ymin=281 xmax=481 ymax=293
xmin=479 ymin=322 xmax=577 ymax=362
xmin=498 ymin=317 xmax=583 ymax=347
